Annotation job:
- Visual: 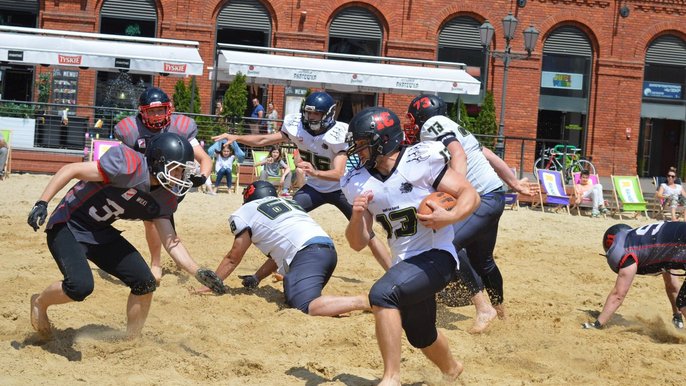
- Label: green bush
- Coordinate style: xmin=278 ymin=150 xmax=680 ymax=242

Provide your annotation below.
xmin=222 ymin=72 xmax=248 ymax=131
xmin=36 ymin=73 xmax=51 ymax=103
xmin=173 ymin=77 xmax=201 ymax=114
xmin=0 ymin=103 xmax=36 ymax=119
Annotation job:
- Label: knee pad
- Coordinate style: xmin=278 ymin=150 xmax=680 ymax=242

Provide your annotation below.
xmin=130 ymin=278 xmax=157 ymax=296
xmin=677 ymin=283 xmax=686 ymax=310
xmin=62 ymin=278 xmax=94 ymax=302
xmin=369 ymin=280 xmax=400 ymax=309
xmin=405 ymin=325 xmax=438 ymax=349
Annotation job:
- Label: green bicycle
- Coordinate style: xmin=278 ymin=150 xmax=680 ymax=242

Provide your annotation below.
xmin=533 ymin=144 xmax=596 ymax=182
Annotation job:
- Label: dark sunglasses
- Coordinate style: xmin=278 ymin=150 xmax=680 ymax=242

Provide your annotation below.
xmin=668 ymin=175 xmax=676 ymax=178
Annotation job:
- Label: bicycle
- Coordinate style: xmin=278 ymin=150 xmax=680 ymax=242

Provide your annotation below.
xmin=533 ymin=145 xmax=596 ymax=182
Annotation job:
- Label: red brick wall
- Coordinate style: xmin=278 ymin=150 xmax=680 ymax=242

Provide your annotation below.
xmin=31 ymin=0 xmax=686 ymax=176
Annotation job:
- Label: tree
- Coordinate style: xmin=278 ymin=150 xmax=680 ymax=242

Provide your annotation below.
xmin=172 ymin=77 xmax=201 ymax=114
xmin=222 ymin=72 xmax=248 ymax=132
xmin=474 ymin=91 xmax=497 ymax=138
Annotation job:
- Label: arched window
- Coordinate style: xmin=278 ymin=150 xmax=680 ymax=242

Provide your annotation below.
xmin=328 ymin=7 xmax=382 ymax=122
xmin=217 ymin=0 xmax=271 ymax=47
xmin=536 ymin=26 xmax=593 ymax=152
xmin=438 ymin=16 xmax=483 ymax=105
xmin=96 ymin=0 xmax=158 ymax=108
xmin=639 ymin=35 xmax=686 ymax=176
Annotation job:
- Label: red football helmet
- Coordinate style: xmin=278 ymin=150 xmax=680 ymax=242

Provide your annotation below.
xmin=138 ymin=87 xmax=173 ymax=131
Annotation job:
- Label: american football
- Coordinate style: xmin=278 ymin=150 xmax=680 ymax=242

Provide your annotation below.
xmin=418 ymin=191 xmax=457 ymax=215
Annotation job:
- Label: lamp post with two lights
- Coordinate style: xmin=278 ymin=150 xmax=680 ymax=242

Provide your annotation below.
xmin=479 ymin=13 xmax=539 ymax=158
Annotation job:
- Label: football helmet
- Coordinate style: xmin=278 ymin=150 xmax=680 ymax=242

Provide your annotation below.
xmin=404 ymin=94 xmax=447 ymax=144
xmin=602 ymin=223 xmax=631 ymax=252
xmin=145 ymin=132 xmax=195 ymax=197
xmin=139 ymin=87 xmax=173 ymax=131
xmin=301 ymin=92 xmax=336 ymax=135
xmin=242 ymin=180 xmax=278 ymax=204
xmin=346 ymin=107 xmax=403 ymax=170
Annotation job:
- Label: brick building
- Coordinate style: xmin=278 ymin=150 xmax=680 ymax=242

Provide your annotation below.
xmin=1 ymin=0 xmax=685 ymax=176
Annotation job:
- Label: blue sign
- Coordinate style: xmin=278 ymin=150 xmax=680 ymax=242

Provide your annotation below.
xmin=643 ymin=82 xmax=682 ymax=99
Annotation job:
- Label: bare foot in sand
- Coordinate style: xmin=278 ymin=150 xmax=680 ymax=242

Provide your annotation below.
xmin=442 ymin=360 xmax=464 ymax=383
xmin=469 ymin=307 xmax=497 ymax=334
xmin=494 ymin=303 xmax=507 ymax=320
xmin=30 ymin=294 xmax=52 ymax=338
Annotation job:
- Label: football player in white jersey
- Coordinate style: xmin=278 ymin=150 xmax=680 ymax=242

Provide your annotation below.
xmin=198 ymin=181 xmax=370 ymax=316
xmin=405 ymin=94 xmax=533 ymax=333
xmin=212 ymin=92 xmax=390 ymax=270
xmin=342 ymin=107 xmax=480 ymax=385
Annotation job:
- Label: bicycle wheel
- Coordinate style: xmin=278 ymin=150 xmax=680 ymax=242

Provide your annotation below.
xmin=570 ymin=159 xmax=596 ymax=175
xmin=534 ymin=157 xmax=557 ymax=173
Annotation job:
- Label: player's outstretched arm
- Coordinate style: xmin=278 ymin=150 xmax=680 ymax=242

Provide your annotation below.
xmin=212 ymin=131 xmax=286 ymax=148
xmin=482 ymin=147 xmax=532 ymax=196
xmin=585 ymin=264 xmax=637 ymax=328
xmin=153 ymin=218 xmax=200 ymax=274
xmin=346 ymin=192 xmax=374 ymax=251
xmin=213 ymin=232 xmax=252 ymax=282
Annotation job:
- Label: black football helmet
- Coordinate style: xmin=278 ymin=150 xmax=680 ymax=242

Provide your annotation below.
xmin=300 ymin=92 xmax=336 ymax=135
xmin=145 ymin=132 xmax=195 ymax=196
xmin=346 ymin=107 xmax=404 ymax=170
xmin=139 ymin=87 xmax=173 ymax=131
xmin=602 ymin=223 xmax=631 ymax=252
xmin=404 ymin=94 xmax=447 ymax=144
xmin=242 ymin=180 xmax=278 ymax=204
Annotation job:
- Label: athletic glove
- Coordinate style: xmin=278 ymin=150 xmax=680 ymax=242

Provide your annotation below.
xmin=238 ymin=274 xmax=260 ymax=289
xmin=189 ymin=174 xmax=207 ymax=187
xmin=195 ymin=268 xmax=227 ymax=295
xmin=28 ymin=200 xmax=48 ymax=232
xmin=582 ymin=320 xmax=602 ymax=329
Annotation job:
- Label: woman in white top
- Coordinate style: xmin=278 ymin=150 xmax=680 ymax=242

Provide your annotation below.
xmin=657 ymin=168 xmax=686 ymax=220
xmin=267 ymin=102 xmax=279 ymax=133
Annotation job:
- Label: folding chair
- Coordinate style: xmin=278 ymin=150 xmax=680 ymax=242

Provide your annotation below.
xmin=536 ymin=169 xmax=571 ymax=214
xmin=610 ymin=175 xmax=649 ymax=219
xmin=570 ymin=172 xmax=607 ymax=217
xmin=651 ymin=176 xmax=685 ymax=220
xmin=252 ymin=150 xmax=285 ymax=192
xmin=502 ymin=167 xmax=520 ymax=210
xmin=89 ymin=139 xmax=122 ymax=161
xmin=1 ymin=129 xmax=11 ymax=179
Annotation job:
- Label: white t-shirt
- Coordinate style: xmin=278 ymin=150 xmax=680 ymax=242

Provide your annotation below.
xmin=281 ymin=113 xmax=349 ymax=193
xmin=421 ymin=115 xmax=502 ymax=195
xmin=228 ymin=197 xmax=330 ymax=274
xmin=341 ymin=141 xmax=457 ymax=266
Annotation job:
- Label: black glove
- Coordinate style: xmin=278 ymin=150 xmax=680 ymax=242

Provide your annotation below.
xmin=238 ymin=274 xmax=260 ymax=289
xmin=28 ymin=200 xmax=48 ymax=232
xmin=195 ymin=268 xmax=227 ymax=295
xmin=582 ymin=320 xmax=602 ymax=329
xmin=189 ymin=174 xmax=207 ymax=187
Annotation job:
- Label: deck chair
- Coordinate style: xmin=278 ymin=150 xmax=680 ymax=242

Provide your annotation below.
xmin=89 ymin=139 xmax=121 ymax=161
xmin=252 ymin=150 xmax=289 ymax=192
xmin=570 ymin=172 xmax=607 ymax=217
xmin=651 ymin=176 xmax=685 ymax=220
xmin=211 ymin=159 xmax=240 ymax=193
xmin=1 ymin=129 xmax=11 ymax=179
xmin=610 ymin=175 xmax=649 ymax=219
xmin=502 ymin=167 xmax=520 ymax=210
xmin=536 ymin=169 xmax=571 ymax=214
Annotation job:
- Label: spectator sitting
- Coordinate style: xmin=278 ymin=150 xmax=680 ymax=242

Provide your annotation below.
xmin=656 ymin=167 xmax=686 ymax=220
xmin=574 ymin=169 xmax=610 ymax=217
xmin=207 ymin=139 xmax=245 ymax=163
xmin=257 ymin=146 xmax=291 ymax=196
xmin=214 ymin=144 xmax=236 ymax=194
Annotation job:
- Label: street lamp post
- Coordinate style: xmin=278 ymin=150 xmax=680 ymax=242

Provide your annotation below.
xmin=479 ymin=13 xmax=539 ymax=158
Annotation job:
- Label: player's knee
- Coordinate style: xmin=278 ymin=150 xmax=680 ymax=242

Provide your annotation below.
xmin=63 ymin=278 xmax=94 ymax=301
xmin=130 ymin=278 xmax=157 ymax=296
xmin=406 ymin=326 xmax=438 ymax=348
xmin=369 ymin=280 xmax=400 ymax=308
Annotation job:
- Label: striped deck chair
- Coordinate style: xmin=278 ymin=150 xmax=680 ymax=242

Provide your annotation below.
xmin=536 ymin=169 xmax=571 ymax=214
xmin=1 ymin=129 xmax=11 ymax=179
xmin=610 ymin=175 xmax=649 ymax=219
xmin=89 ymin=139 xmax=122 ymax=161
xmin=571 ymin=172 xmax=607 ymax=217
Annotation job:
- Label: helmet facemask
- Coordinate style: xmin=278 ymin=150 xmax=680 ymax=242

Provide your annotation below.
xmin=140 ymin=102 xmax=173 ymax=131
xmin=153 ymin=159 xmax=195 ymax=197
xmin=302 ymin=105 xmax=335 ymax=135
xmin=346 ymin=132 xmax=384 ymax=170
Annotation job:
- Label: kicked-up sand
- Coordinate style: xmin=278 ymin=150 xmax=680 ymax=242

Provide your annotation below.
xmin=1 ymin=173 xmax=685 ymax=385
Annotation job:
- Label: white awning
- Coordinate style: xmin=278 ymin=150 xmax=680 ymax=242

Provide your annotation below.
xmin=0 ymin=26 xmax=203 ymax=76
xmin=216 ymin=49 xmax=480 ymax=95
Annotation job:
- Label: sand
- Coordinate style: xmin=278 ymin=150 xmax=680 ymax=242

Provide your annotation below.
xmin=1 ymin=173 xmax=685 ymax=385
